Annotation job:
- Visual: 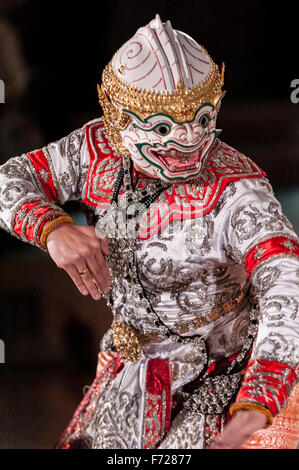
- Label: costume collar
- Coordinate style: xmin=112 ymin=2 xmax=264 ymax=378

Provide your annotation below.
xmin=84 ymin=119 xmax=266 ymax=239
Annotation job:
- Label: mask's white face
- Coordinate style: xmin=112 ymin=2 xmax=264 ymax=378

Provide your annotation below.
xmin=119 ymin=104 xmax=220 ymax=182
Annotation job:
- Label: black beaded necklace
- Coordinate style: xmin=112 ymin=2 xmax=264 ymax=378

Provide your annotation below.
xmin=111 ymin=159 xmax=169 ymax=217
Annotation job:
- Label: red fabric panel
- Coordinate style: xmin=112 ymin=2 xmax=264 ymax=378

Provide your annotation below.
xmin=245 ymin=236 xmax=299 ymax=277
xmin=27 ymin=149 xmax=58 ymax=201
xmin=144 ymin=358 xmax=172 ymax=448
xmin=237 ymin=359 xmax=298 ymax=417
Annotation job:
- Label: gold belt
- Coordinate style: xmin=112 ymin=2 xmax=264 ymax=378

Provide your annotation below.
xmin=112 ymin=291 xmax=246 ymax=363
xmin=112 ymin=322 xmax=162 ymax=363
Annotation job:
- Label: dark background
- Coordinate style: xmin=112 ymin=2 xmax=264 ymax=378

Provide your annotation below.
xmin=0 ymin=0 xmax=298 ymax=448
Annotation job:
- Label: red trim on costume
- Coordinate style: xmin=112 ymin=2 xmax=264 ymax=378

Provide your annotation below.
xmin=14 ymin=200 xmax=40 ymax=237
xmin=96 ymin=350 xmax=120 ymax=376
xmin=84 ymin=122 xmax=122 ymax=206
xmin=236 ymin=359 xmax=298 ymax=417
xmin=57 ymin=353 xmax=121 ymax=449
xmin=245 ymin=237 xmax=299 ymax=276
xmin=13 ymin=199 xmax=64 ymax=246
xmin=143 ymin=358 xmax=171 ymax=449
xmin=8 ymin=149 xmax=65 ymax=246
xmin=206 ymin=348 xmax=248 ymax=377
xmin=83 ymin=120 xmax=266 ymax=239
xmin=27 ymin=149 xmax=58 ymax=201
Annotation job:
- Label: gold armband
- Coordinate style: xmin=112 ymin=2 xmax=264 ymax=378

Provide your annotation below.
xmin=40 ymin=216 xmax=74 ymax=249
xmin=229 ymin=401 xmax=273 ymax=427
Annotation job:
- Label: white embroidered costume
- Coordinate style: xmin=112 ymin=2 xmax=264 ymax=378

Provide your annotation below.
xmin=0 ymin=16 xmax=298 ymax=449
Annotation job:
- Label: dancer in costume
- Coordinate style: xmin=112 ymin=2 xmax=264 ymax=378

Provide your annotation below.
xmin=0 ymin=15 xmax=298 ymax=449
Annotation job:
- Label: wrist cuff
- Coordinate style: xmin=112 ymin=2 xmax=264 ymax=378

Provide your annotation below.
xmin=229 ymin=401 xmax=273 ymax=427
xmin=40 ymin=215 xmax=74 ymax=249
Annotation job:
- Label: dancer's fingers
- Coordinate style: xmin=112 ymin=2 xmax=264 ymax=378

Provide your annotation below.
xmin=63 ymin=265 xmax=89 ymax=296
xmin=76 ymin=265 xmax=102 ymax=300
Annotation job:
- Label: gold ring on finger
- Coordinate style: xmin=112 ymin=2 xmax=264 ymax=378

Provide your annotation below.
xmin=79 ymin=267 xmax=89 ymax=276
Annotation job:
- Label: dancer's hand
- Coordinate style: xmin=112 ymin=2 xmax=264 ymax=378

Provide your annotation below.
xmin=46 ymin=223 xmax=111 ymax=300
xmin=207 ymin=409 xmax=267 ymax=449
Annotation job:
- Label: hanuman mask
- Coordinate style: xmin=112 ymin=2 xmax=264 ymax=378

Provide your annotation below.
xmin=98 ymin=15 xmax=225 ymax=182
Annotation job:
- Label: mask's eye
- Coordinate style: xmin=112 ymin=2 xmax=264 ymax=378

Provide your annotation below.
xmin=198 ymin=114 xmax=210 ymax=128
xmin=153 ymin=123 xmax=171 ymax=136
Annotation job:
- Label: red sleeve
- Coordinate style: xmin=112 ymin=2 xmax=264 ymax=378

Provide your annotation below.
xmin=12 ymin=149 xmax=67 ymax=249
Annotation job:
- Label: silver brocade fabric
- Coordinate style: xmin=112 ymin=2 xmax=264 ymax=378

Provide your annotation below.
xmin=0 ymin=119 xmax=298 ymax=448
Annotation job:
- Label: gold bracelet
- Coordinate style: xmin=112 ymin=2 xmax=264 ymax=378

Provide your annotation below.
xmin=40 ymin=216 xmax=74 ymax=249
xmin=229 ymin=401 xmax=273 ymax=427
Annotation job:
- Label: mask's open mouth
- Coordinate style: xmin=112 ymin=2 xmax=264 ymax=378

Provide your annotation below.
xmin=153 ymin=148 xmax=201 ymax=173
